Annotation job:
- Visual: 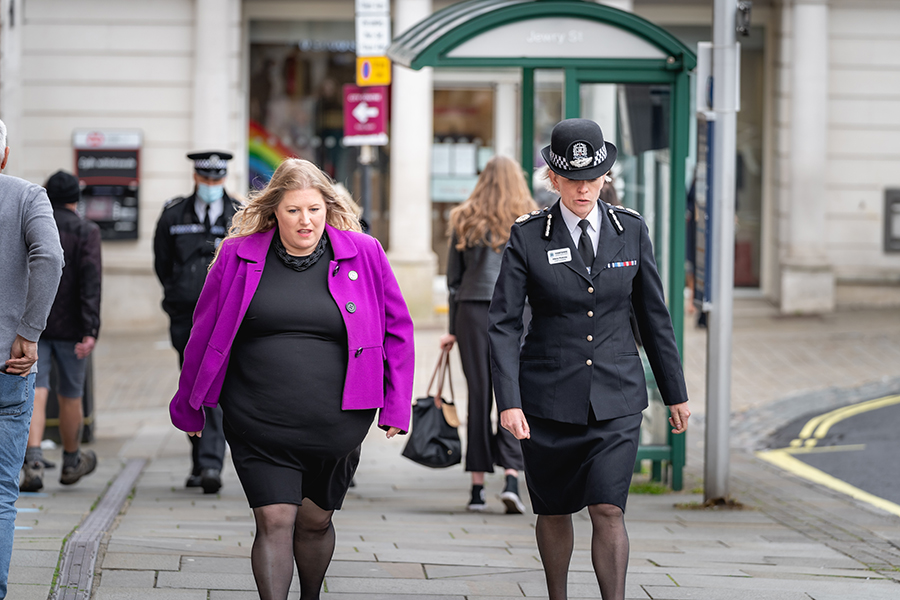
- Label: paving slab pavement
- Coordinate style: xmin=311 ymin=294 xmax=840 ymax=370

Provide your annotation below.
xmin=9 ymin=298 xmax=900 ymax=598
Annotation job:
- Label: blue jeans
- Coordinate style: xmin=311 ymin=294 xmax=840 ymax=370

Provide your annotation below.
xmin=0 ymin=372 xmax=35 ymax=599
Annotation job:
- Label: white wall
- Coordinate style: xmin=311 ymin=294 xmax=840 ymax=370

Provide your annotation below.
xmin=825 ymin=0 xmax=900 ymax=284
xmin=11 ymin=0 xmax=244 ymax=331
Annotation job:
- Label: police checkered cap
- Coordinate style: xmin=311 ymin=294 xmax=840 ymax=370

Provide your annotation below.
xmin=187 ymin=150 xmax=232 ymax=178
xmin=540 ymin=118 xmax=617 ymax=181
xmin=545 ymin=145 xmax=608 ymax=172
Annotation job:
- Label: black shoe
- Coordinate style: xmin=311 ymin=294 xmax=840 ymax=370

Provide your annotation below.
xmin=467 ymin=485 xmax=486 ymax=512
xmin=60 ymin=450 xmax=97 ymax=486
xmin=20 ymin=461 xmax=44 ymax=492
xmin=200 ymin=468 xmax=222 ymax=494
xmin=500 ymin=474 xmax=526 ymax=514
xmin=185 ymin=473 xmax=202 ymax=488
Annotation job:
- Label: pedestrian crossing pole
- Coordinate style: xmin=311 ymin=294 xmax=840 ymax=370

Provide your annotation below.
xmin=705 ymin=0 xmax=740 ymax=502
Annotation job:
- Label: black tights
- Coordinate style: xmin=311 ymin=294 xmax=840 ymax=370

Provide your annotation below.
xmin=535 ymin=503 xmax=629 ymax=600
xmin=251 ymin=501 xmax=335 ymax=600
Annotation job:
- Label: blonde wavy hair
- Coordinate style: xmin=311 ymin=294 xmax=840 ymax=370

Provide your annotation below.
xmin=226 ymin=158 xmax=362 ymax=243
xmin=449 ymin=155 xmax=537 ymax=252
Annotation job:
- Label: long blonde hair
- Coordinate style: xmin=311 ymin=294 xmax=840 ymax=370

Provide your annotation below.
xmin=449 ymin=155 xmax=537 ymax=252
xmin=227 ymin=158 xmax=362 ymax=240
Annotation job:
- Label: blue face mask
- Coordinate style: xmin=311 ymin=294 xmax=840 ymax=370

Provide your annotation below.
xmin=197 ymin=183 xmax=224 ymax=204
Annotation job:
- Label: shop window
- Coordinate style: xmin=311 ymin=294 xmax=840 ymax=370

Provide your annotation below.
xmin=432 ymin=88 xmax=495 ymax=274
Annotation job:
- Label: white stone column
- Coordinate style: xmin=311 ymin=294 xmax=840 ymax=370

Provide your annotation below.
xmin=494 ymin=81 xmax=518 ymax=159
xmin=389 ymin=0 xmax=436 ymax=321
xmin=193 ymin=0 xmax=231 ymax=150
xmin=781 ymin=0 xmax=833 ymax=313
xmin=0 ymin=0 xmax=24 ymax=174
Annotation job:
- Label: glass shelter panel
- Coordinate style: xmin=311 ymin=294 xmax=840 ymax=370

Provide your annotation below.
xmin=532 ymin=70 xmax=564 ymax=207
xmin=581 ymin=82 xmax=672 ymax=448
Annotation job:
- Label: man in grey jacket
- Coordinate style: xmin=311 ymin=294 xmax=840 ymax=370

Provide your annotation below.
xmin=0 ymin=119 xmax=64 ymax=599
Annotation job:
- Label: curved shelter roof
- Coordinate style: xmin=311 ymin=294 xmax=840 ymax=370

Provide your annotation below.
xmin=387 ymin=0 xmax=696 ymax=72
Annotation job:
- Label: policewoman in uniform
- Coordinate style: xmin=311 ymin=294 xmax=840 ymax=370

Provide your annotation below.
xmin=153 ymin=151 xmax=238 ymax=494
xmin=488 ymin=119 xmax=690 ymax=600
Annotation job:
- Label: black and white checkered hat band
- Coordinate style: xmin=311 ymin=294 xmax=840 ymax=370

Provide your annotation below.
xmin=194 ymin=158 xmax=228 ymax=170
xmin=547 ymin=145 xmax=608 ymax=171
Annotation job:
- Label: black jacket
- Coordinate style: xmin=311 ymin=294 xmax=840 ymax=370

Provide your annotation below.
xmin=44 ymin=207 xmax=102 ymax=341
xmin=446 ymin=232 xmax=504 ymax=335
xmin=488 ymin=199 xmax=688 ymax=425
xmin=153 ymin=191 xmax=238 ymax=315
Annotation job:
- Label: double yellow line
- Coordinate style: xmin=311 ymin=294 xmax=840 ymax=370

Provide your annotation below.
xmin=756 ymin=394 xmax=900 ymax=517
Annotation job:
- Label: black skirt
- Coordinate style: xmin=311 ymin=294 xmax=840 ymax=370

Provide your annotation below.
xmin=219 ymin=240 xmax=375 ymax=510
xmin=521 ymin=411 xmax=642 ymax=515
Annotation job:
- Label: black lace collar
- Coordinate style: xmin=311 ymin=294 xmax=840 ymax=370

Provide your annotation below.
xmin=273 ymin=229 xmax=328 ymax=272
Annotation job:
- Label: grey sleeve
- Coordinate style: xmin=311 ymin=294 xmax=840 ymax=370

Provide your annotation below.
xmin=18 ymin=188 xmax=64 ymax=341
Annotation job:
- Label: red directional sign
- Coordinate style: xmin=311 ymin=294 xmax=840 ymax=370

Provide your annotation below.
xmin=343 ymin=84 xmax=388 ymax=146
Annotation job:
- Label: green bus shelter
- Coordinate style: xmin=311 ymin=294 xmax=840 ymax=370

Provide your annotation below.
xmin=389 ymin=0 xmax=696 ymax=490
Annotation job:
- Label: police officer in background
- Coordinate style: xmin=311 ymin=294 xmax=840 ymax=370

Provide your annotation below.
xmin=154 ymin=151 xmax=238 ymax=494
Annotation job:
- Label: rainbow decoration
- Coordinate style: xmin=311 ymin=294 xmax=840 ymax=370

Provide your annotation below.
xmin=248 ymin=120 xmax=295 ymax=189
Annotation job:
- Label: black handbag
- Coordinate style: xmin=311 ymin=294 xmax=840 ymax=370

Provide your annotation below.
xmin=401 ymin=348 xmax=462 ymax=468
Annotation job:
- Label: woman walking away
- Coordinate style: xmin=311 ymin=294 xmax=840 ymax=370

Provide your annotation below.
xmin=439 ymin=155 xmax=538 ymax=513
xmin=169 ymin=158 xmax=415 ymax=600
xmin=489 ymin=119 xmax=690 ymax=600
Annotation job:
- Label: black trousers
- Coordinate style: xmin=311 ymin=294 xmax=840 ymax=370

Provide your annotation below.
xmin=170 ymin=311 xmax=225 ymax=473
xmin=456 ymin=301 xmax=524 ymax=473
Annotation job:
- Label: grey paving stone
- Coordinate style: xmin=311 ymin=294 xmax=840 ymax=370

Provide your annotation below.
xmin=8 ymin=548 xmax=60 ymax=567
xmin=100 ymin=569 xmax=158 ymax=588
xmin=640 ymin=587 xmax=810 ymax=600
xmin=156 ymin=571 xmax=278 ymax=591
xmin=208 ymin=593 xmax=259 ymax=600
xmin=95 ymin=589 xmax=208 ymax=600
xmin=178 ymin=556 xmax=253 ymax=574
xmin=325 ymin=576 xmax=519 ymax=595
xmin=102 ymin=552 xmax=181 ymax=571
xmin=2 ymin=583 xmax=52 ymax=600
xmin=326 ymin=560 xmax=425 ymax=579
xmin=6 ymin=565 xmax=56 ymax=585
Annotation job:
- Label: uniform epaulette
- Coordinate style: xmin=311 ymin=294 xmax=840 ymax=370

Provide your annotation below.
xmin=163 ymin=196 xmax=187 ymax=210
xmin=611 ymin=204 xmax=641 ymax=218
xmin=514 ymin=206 xmax=549 ymax=225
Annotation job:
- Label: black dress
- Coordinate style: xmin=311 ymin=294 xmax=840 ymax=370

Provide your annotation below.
xmin=219 ymin=238 xmax=376 ymax=509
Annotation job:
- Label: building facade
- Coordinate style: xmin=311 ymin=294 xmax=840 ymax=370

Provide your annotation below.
xmin=1 ymin=0 xmax=898 ymax=331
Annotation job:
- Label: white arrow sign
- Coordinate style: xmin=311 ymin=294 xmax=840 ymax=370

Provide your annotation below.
xmin=352 ymin=101 xmax=380 ymax=124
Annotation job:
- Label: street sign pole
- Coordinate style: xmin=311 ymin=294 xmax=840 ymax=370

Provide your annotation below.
xmin=705 ymin=0 xmax=739 ymax=502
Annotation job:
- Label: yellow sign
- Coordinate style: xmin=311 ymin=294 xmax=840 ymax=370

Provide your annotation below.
xmin=356 ymin=56 xmax=392 ymax=87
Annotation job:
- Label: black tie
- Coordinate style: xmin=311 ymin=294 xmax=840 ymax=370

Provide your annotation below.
xmin=578 ymin=219 xmax=594 ymax=271
xmin=203 ymin=205 xmax=211 ymax=230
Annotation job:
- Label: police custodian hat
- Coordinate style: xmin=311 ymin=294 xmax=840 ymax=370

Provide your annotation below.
xmin=540 ymin=118 xmax=617 ymax=181
xmin=187 ymin=150 xmax=232 ymax=179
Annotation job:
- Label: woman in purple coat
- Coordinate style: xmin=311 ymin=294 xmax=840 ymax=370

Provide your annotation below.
xmin=169 ymin=158 xmax=415 ymax=600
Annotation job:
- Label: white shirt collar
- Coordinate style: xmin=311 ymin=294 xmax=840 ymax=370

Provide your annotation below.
xmin=559 ymin=199 xmax=600 ymax=236
xmin=195 ymin=196 xmax=224 ymax=225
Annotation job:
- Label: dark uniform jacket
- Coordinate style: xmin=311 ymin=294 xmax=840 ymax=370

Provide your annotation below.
xmin=44 ymin=207 xmax=102 ymax=341
xmin=153 ymin=191 xmax=238 ymax=317
xmin=488 ymin=199 xmax=688 ymax=425
xmin=446 ymin=232 xmax=504 ymax=336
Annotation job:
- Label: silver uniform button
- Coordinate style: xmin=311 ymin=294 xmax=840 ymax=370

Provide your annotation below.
xmin=346 ymin=302 xmax=357 ymax=313
xmin=587 ymin=310 xmax=594 ymax=317
xmin=586 ymin=359 xmax=592 ymax=366
xmin=349 ymin=270 xmax=358 ymax=281
xmin=588 ymin=286 xmax=594 ymax=293
xmin=587 ymin=335 xmax=593 ymax=342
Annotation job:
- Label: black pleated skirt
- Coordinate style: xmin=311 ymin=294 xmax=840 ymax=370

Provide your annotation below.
xmin=521 ymin=411 xmax=642 ymax=515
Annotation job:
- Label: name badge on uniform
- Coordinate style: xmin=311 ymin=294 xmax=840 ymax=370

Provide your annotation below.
xmin=547 ymin=248 xmax=572 ymax=265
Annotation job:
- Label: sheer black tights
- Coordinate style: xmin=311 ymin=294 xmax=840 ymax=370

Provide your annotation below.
xmin=535 ymin=504 xmax=629 ymax=600
xmin=251 ymin=501 xmax=335 ymax=600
